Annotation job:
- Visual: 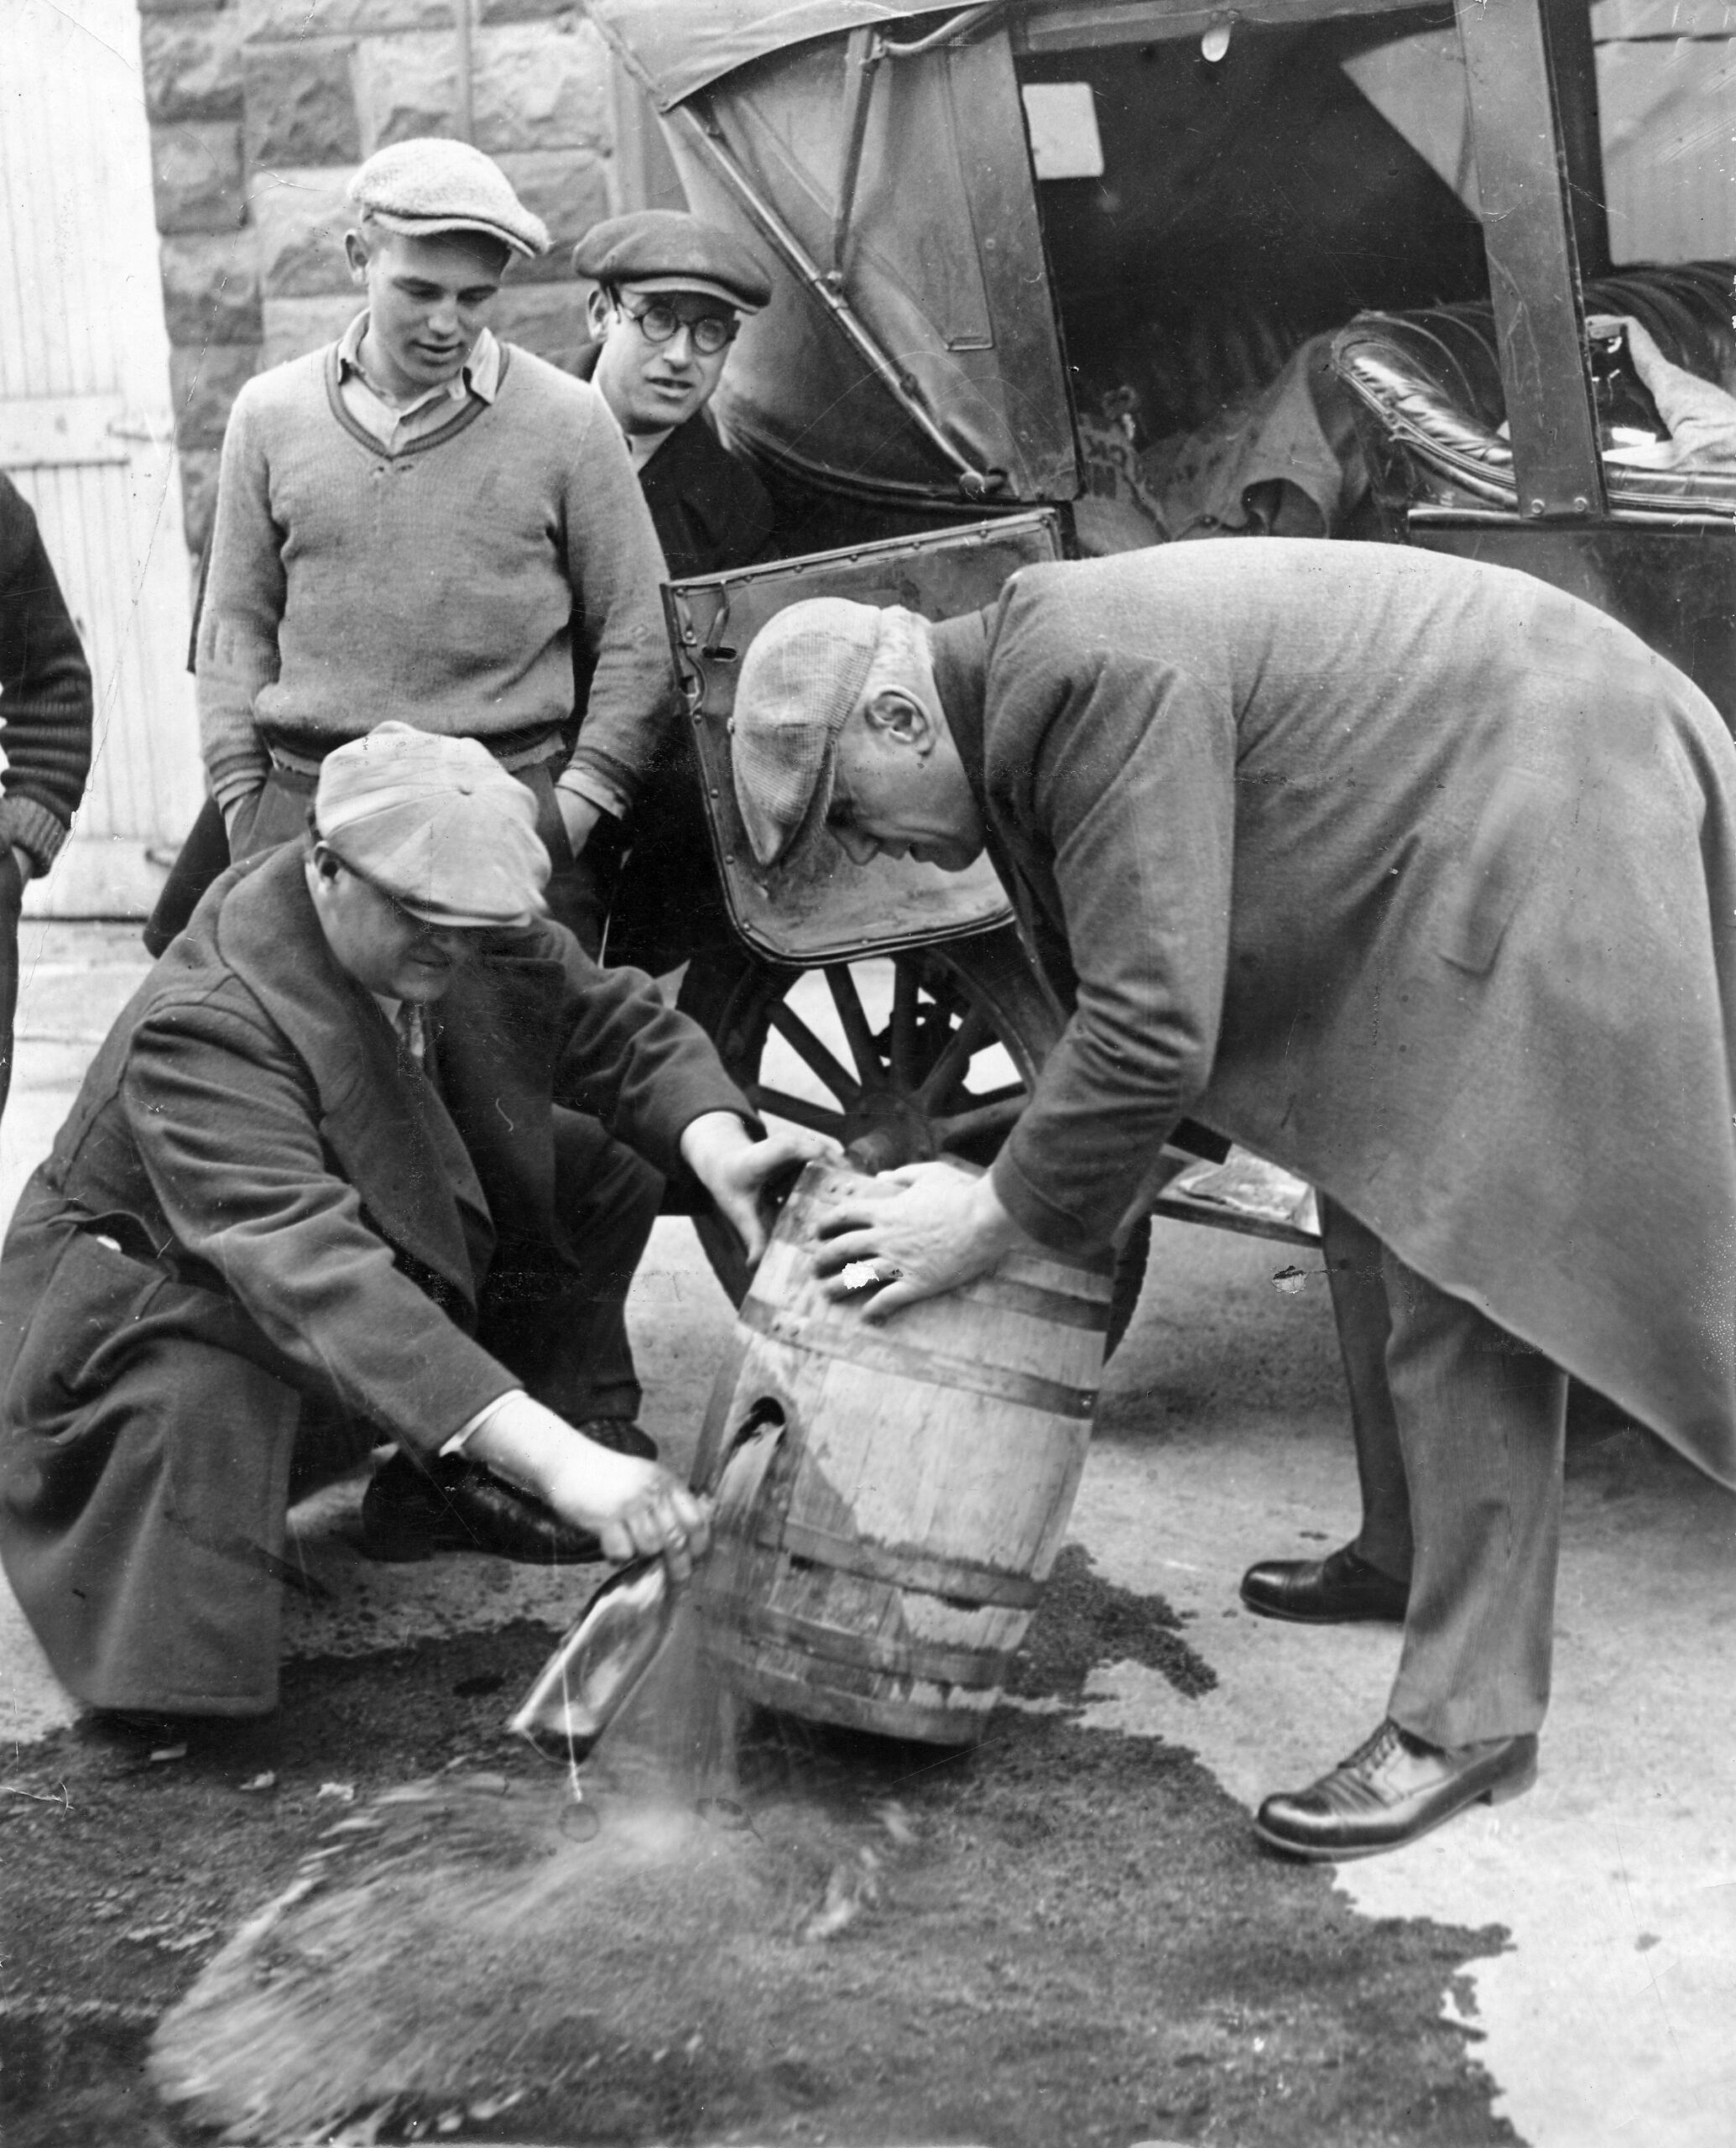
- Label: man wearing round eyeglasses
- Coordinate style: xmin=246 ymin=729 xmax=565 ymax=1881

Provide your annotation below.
xmin=571 ymin=211 xmax=776 ymax=576
xmin=566 ymin=210 xmax=780 ymax=972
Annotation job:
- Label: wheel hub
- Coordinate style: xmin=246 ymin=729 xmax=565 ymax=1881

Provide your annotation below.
xmin=842 ymin=1088 xmax=939 ymax=1173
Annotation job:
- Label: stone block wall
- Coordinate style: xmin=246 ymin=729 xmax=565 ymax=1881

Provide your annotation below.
xmin=140 ymin=0 xmax=620 ymax=556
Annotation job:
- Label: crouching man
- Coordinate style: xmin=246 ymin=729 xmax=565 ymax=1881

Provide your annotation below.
xmin=727 ymin=545 xmax=1736 ymax=1861
xmin=0 ymin=724 xmax=815 ymax=1725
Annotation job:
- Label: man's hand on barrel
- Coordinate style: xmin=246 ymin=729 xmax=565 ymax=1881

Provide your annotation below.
xmin=464 ymin=1395 xmax=712 ymax=1579
xmin=680 ymin=1110 xmax=837 ymax=1264
xmin=812 ymin=1160 xmax=1028 ymax=1319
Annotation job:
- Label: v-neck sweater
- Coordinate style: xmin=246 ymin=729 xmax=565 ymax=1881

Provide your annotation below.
xmin=195 ymin=341 xmax=673 ymax=815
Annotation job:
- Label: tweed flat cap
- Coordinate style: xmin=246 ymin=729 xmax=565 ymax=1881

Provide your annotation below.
xmin=573 ymin=210 xmax=774 ymax=312
xmin=730 ymin=599 xmax=890 ymax=867
xmin=348 ymin=138 xmax=549 ymax=259
xmin=316 ymin=724 xmax=550 ymax=928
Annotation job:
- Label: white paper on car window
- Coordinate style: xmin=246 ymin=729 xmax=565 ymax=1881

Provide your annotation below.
xmin=1021 ymin=82 xmax=1105 ymax=181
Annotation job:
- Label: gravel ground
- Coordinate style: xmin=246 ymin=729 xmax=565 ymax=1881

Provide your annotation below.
xmin=2 ymin=1551 xmax=1512 ymax=2148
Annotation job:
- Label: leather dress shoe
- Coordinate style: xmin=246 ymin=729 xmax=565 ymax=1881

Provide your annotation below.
xmin=358 ymin=1417 xmax=657 ymax=1565
xmin=1254 ymin=1718 xmax=1539 ymax=1861
xmin=1239 ymin=1543 xmax=1409 ymax=1624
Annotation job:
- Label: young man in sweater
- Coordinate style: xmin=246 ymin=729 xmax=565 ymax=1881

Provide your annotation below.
xmin=170 ymin=138 xmax=673 ymax=953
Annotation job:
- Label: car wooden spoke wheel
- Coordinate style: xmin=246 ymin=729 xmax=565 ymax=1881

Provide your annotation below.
xmin=675 ymin=928 xmax=1150 ymax=1351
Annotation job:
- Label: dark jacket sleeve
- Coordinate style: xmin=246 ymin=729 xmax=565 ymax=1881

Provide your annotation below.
xmin=545 ymin=933 xmax=758 ymax=1175
xmin=988 ymin=634 xmax=1238 ymax=1257
xmin=0 ymin=474 xmax=93 ymax=870
xmin=125 ymin=991 xmax=518 ymax=1450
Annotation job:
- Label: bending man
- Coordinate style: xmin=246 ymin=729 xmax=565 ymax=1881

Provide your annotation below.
xmin=727 ymin=544 xmax=1736 ymax=1862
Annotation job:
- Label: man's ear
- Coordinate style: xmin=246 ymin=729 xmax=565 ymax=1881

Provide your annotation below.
xmin=861 ymin=687 xmax=934 ymax=753
xmin=343 ymin=230 xmax=369 ymax=288
xmin=585 ymin=286 xmax=613 ymax=339
xmin=309 ymin=841 xmax=341 ymax=884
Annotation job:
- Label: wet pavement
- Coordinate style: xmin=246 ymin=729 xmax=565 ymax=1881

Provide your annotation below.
xmin=2 ymin=920 xmax=1732 ymax=2146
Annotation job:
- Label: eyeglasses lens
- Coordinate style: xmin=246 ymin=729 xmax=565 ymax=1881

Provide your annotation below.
xmin=635 ymin=304 xmax=734 ymax=355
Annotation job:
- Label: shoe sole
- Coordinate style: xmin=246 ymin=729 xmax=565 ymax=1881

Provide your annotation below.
xmin=1238 ymin=1588 xmax=1408 ymax=1626
xmin=1254 ymin=1747 xmax=1539 ymax=1861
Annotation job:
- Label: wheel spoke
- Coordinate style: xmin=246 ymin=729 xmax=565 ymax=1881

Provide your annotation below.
xmin=889 ymin=961 xmax=921 ymax=1088
xmin=955 ymin=1081 xmax=1026 ymax=1113
xmin=931 ymin=1092 xmax=1028 ymax=1147
xmin=767 ymin=1001 xmax=860 ymax=1104
xmin=824 ymin=965 xmax=886 ymax=1090
xmin=748 ymin=1085 xmax=852 ymax=1139
xmin=915 ymin=1004 xmax=992 ymax=1108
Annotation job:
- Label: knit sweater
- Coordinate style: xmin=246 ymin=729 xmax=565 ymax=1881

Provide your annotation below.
xmin=0 ymin=475 xmax=93 ymax=870
xmin=195 ymin=341 xmax=675 ymax=815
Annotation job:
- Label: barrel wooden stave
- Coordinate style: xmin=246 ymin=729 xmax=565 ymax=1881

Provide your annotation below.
xmin=697 ymin=1163 xmax=1108 ymax=1744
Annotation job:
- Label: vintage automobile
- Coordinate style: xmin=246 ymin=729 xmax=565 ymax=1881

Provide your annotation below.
xmin=582 ymin=0 xmax=1736 ymax=1319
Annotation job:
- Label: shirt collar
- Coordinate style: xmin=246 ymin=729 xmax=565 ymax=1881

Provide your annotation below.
xmin=337 ymin=312 xmax=501 ymax=408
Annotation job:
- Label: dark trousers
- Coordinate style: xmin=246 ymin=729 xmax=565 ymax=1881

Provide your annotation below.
xmin=0 ymin=1134 xmax=663 ymax=1718
xmin=1320 ymin=1196 xmax=1568 ymax=1749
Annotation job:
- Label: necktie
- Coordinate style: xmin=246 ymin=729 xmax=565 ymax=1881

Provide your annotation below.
xmin=395 ymin=1000 xmax=426 ymax=1067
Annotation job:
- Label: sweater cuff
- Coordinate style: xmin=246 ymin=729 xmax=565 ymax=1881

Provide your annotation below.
xmin=0 ymin=794 xmax=70 ymax=873
xmin=565 ymin=743 xmax=642 ymax=816
xmin=555 ymin=761 xmax=630 ymax=823
xmin=209 ymin=754 xmax=271 ymax=817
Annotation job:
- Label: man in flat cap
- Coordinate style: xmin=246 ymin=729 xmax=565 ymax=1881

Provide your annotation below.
xmin=149 ymin=138 xmax=673 ymax=957
xmin=727 ymin=545 xmax=1736 ymax=1862
xmin=572 ymin=209 xmax=777 ymax=583
xmin=0 ymin=725 xmax=815 ymax=1728
xmin=567 ymin=207 xmax=780 ymax=972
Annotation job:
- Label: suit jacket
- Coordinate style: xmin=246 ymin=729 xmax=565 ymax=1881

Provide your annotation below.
xmin=930 ymin=541 xmax=1736 ymax=1489
xmin=0 ymin=841 xmax=752 ymax=1454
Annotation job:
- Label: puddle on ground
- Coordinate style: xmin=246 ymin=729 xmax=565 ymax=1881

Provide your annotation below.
xmin=149 ymin=1427 xmax=954 ymax=2141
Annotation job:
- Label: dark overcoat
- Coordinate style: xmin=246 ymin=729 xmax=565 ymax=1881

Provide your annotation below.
xmin=571 ymin=343 xmax=778 ymax=584
xmin=0 ymin=842 xmax=750 ymax=1708
xmin=570 ymin=344 xmax=781 ymax=971
xmin=928 ymin=541 xmax=1736 ymax=1491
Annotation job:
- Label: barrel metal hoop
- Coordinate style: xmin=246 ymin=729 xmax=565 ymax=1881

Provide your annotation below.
xmin=738 ymin=1298 xmax=1098 ymax=1419
xmin=724 ymin=1656 xmax=990 ymax=1746
xmin=743 ymin=1605 xmax=1006 ymax=1690
xmin=759 ymin=1518 xmax=1046 ymax=1609
xmin=965 ymin=1273 xmax=1110 ymax=1333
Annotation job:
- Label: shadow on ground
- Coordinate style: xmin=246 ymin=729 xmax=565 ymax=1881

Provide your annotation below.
xmin=1 ymin=1551 xmax=1514 ymax=2148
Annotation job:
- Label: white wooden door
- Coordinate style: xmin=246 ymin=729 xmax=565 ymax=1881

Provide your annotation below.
xmin=1 ymin=0 xmax=201 ymax=916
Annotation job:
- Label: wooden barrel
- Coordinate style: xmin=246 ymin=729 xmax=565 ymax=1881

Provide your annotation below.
xmin=693 ymin=1162 xmax=1111 ymax=1745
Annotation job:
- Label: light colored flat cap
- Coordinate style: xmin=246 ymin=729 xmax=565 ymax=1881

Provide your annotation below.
xmin=347 ymin=138 xmax=549 ymax=259
xmin=730 ymin=598 xmax=888 ymax=867
xmin=316 ymin=723 xmax=550 ymax=928
xmin=573 ymin=209 xmax=774 ymax=312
